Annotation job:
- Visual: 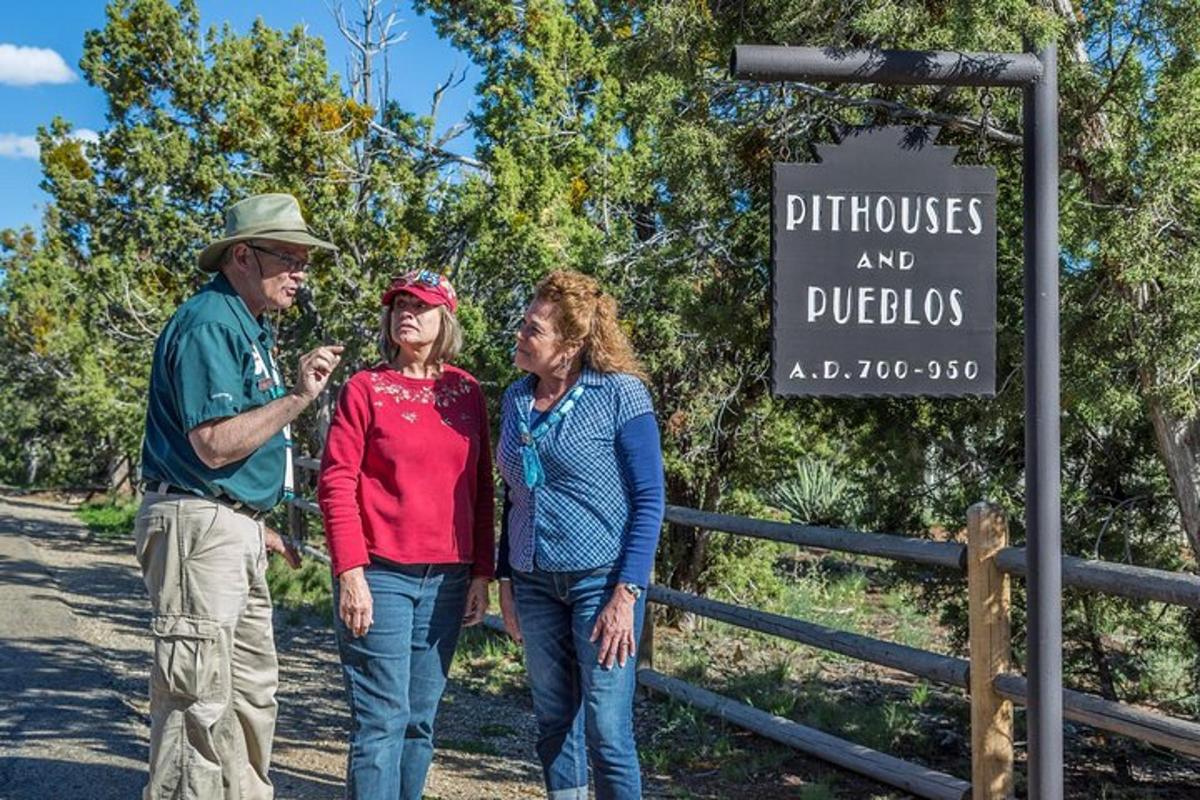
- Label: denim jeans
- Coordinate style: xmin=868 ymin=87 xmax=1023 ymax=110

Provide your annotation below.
xmin=333 ymin=562 xmax=469 ymax=800
xmin=514 ymin=565 xmax=646 ymax=800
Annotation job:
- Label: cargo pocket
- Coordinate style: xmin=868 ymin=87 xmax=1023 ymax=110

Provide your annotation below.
xmin=150 ymin=615 xmax=224 ymax=703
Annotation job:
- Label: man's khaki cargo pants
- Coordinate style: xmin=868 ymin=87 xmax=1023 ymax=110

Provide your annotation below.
xmin=134 ymin=493 xmax=278 ymax=800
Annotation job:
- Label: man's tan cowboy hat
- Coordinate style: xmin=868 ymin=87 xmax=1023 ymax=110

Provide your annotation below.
xmin=198 ymin=193 xmax=338 ymax=271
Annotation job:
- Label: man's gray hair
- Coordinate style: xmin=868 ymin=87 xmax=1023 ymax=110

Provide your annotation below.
xmin=216 ymin=239 xmax=259 ymax=272
xmin=216 ymin=243 xmax=239 ymax=272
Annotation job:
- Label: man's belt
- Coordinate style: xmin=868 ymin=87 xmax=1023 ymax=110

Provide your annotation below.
xmin=140 ymin=480 xmax=267 ymax=521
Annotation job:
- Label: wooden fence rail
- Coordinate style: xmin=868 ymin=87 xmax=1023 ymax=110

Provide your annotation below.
xmin=647 ymin=585 xmax=970 ymax=688
xmin=664 ymin=505 xmax=967 ymax=570
xmin=993 ymin=675 xmax=1200 ymax=760
xmin=995 ymin=549 xmax=1200 ymax=608
xmin=665 ymin=506 xmax=1200 ymax=608
xmin=286 ymin=460 xmax=1200 ymax=800
xmin=638 ymin=669 xmax=973 ymax=800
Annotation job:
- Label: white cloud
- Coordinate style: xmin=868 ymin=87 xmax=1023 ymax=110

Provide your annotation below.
xmin=0 ymin=128 xmax=100 ymax=159
xmin=0 ymin=133 xmax=39 ymax=159
xmin=0 ymin=44 xmax=77 ymax=86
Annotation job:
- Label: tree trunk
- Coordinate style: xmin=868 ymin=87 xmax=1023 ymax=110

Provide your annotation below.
xmin=1055 ymin=0 xmax=1200 ymax=566
xmin=1144 ymin=389 xmax=1200 ymax=559
xmin=25 ymin=442 xmax=40 ymax=486
xmin=1081 ymin=595 xmax=1134 ymax=783
xmin=107 ymin=454 xmax=134 ymax=496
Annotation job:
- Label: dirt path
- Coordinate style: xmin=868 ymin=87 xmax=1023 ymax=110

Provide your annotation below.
xmin=0 ymin=493 xmax=545 ymax=799
xmin=0 ymin=493 xmax=940 ymax=800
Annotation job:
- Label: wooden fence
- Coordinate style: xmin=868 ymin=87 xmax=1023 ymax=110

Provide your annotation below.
xmin=285 ymin=456 xmax=1200 ymax=800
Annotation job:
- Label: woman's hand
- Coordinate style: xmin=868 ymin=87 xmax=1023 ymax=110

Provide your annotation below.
xmin=462 ymin=577 xmax=490 ymax=627
xmin=499 ymin=580 xmax=522 ymax=643
xmin=590 ymin=588 xmax=637 ymax=669
xmin=338 ymin=567 xmax=373 ymax=638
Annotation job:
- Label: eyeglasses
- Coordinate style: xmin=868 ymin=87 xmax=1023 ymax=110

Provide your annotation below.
xmin=246 ymin=244 xmax=310 ymax=273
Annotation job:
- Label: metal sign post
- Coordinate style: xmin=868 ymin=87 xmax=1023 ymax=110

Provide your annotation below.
xmin=1022 ymin=44 xmax=1061 ymax=800
xmin=733 ymin=44 xmax=1062 ymax=799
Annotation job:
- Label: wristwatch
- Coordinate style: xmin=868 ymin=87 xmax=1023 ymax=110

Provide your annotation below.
xmin=620 ymin=582 xmax=643 ymax=599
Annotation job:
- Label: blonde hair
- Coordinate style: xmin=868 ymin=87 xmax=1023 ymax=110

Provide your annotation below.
xmin=378 ymin=303 xmax=462 ymax=365
xmin=534 ymin=270 xmax=647 ymax=382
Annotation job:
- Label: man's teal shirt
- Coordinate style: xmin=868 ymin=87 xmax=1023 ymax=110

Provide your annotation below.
xmin=141 ymin=273 xmax=286 ymax=511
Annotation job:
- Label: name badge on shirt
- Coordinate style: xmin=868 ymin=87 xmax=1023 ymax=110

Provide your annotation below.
xmin=250 ymin=347 xmax=269 ymax=378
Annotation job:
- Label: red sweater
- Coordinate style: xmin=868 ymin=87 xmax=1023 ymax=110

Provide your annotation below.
xmin=318 ymin=364 xmax=495 ymax=578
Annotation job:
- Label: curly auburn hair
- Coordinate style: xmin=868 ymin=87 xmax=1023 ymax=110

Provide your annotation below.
xmin=534 ymin=270 xmax=648 ymax=383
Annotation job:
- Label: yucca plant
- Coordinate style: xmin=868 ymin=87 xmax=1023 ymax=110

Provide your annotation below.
xmin=770 ymin=458 xmax=863 ymax=528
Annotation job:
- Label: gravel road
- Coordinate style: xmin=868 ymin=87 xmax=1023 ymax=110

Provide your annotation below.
xmin=0 ymin=493 xmax=545 ymax=799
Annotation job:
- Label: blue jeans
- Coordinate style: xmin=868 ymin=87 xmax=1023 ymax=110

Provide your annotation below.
xmin=514 ymin=566 xmax=646 ymax=800
xmin=333 ymin=562 xmax=469 ymax=800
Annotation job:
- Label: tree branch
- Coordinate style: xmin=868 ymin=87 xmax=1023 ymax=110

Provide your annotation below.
xmin=725 ymin=79 xmax=1023 ymax=147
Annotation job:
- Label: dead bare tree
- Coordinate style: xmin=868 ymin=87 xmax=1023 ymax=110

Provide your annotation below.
xmin=329 ymin=0 xmax=406 ymax=213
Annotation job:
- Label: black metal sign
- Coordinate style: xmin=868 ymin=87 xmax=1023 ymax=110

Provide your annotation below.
xmin=772 ymin=126 xmax=996 ymax=397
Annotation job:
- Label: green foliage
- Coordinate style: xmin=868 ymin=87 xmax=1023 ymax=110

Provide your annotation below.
xmin=76 ymin=499 xmax=139 ymax=540
xmin=638 ymin=696 xmax=796 ymax=784
xmin=266 ymin=556 xmax=333 ymax=622
xmin=5 ymin=2 xmax=1200 ymax=763
xmin=797 ymin=783 xmax=840 ymax=800
xmin=450 ymin=624 xmax=528 ymax=696
xmin=770 ymin=458 xmax=864 ymax=528
xmin=649 ymin=636 xmax=952 ymax=788
xmin=1 ymin=0 xmax=468 ymax=486
xmin=435 ymin=736 xmax=500 ymax=757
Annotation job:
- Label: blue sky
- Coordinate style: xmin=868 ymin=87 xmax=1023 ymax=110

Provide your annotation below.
xmin=0 ymin=1 xmax=476 ymax=233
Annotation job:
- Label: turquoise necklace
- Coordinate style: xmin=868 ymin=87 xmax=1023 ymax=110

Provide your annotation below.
xmin=518 ymin=382 xmax=585 ymax=488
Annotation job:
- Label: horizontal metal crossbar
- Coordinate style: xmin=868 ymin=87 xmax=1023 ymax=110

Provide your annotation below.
xmin=730 ymin=45 xmax=1043 ymax=87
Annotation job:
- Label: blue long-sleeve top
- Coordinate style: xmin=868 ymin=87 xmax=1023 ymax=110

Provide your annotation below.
xmin=495 ymin=369 xmax=665 ymax=588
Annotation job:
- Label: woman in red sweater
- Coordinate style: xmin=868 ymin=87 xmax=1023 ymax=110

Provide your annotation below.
xmin=317 ymin=270 xmax=494 ymax=800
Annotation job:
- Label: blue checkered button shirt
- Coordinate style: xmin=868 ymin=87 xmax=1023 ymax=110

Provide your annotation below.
xmin=497 ymin=368 xmax=654 ymax=574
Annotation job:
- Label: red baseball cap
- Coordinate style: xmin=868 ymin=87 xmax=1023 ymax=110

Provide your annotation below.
xmin=381 ymin=270 xmax=458 ymax=313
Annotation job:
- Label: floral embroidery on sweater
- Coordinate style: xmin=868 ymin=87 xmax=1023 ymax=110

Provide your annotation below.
xmin=368 ymin=369 xmax=475 ymax=416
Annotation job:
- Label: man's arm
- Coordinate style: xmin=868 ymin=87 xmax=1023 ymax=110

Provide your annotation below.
xmin=188 ymin=344 xmax=343 ymax=469
xmin=189 ymin=392 xmax=309 ymax=468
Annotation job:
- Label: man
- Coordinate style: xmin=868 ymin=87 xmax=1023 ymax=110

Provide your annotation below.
xmin=134 ymin=193 xmax=343 ymax=799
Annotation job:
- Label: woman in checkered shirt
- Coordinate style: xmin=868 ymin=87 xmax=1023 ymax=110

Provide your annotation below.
xmin=496 ymin=270 xmax=666 ymax=800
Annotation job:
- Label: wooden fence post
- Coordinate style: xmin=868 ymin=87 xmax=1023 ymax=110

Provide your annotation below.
xmin=638 ymin=602 xmax=655 ymax=670
xmin=637 ymin=568 xmax=656 ymax=683
xmin=967 ymin=502 xmax=1014 ymax=799
xmin=287 ymin=500 xmax=308 ymax=549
